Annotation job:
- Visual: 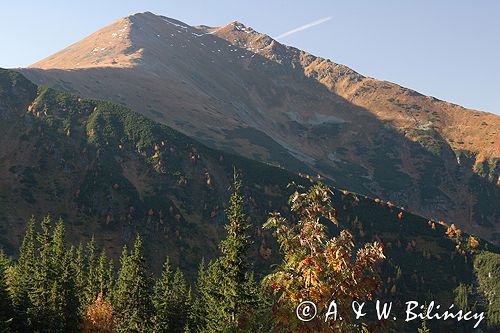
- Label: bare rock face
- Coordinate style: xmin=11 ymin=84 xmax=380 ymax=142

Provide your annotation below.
xmin=19 ymin=12 xmax=500 ymax=242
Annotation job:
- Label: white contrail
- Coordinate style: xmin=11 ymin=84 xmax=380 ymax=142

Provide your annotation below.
xmin=275 ymin=17 xmax=332 ymax=39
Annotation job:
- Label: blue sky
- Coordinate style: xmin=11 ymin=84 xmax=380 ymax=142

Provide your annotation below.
xmin=1 ymin=0 xmax=499 ymax=114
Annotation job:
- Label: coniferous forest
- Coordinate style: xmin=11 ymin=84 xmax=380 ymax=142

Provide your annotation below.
xmin=0 ymin=175 xmax=499 ymax=333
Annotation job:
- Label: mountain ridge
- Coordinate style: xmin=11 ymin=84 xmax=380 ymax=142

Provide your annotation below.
xmin=19 ymin=12 xmax=500 ymax=242
xmin=25 ymin=11 xmax=500 ymax=157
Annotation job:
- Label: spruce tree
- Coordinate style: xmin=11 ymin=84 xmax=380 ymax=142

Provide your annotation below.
xmin=23 ymin=217 xmax=81 ymax=332
xmin=169 ymin=268 xmax=191 ymax=333
xmin=49 ymin=220 xmax=80 ymax=332
xmin=73 ymin=243 xmax=87 ymax=315
xmin=84 ymin=236 xmax=99 ymax=308
xmin=28 ymin=215 xmax=55 ymax=331
xmin=113 ymin=235 xmax=152 ymax=333
xmin=97 ymin=250 xmax=114 ymax=299
xmin=201 ymin=172 xmax=259 ymax=332
xmin=0 ymin=250 xmax=13 ymax=333
xmin=191 ymin=259 xmax=208 ymax=332
xmin=10 ymin=216 xmax=36 ymax=332
xmin=50 ymin=219 xmax=66 ymax=270
xmin=106 ymin=258 xmax=114 ymax=299
xmin=152 ymin=257 xmax=172 ymax=333
xmin=82 ymin=237 xmax=114 ymax=316
xmin=60 ymin=247 xmax=81 ymax=332
xmin=151 ymin=258 xmax=192 ymax=333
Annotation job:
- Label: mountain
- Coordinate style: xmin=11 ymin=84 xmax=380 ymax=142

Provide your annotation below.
xmin=18 ymin=12 xmax=500 ymax=243
xmin=1 ymin=68 xmax=500 ymax=330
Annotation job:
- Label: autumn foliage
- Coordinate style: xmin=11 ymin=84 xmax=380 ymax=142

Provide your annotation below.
xmin=83 ymin=292 xmax=115 ymax=333
xmin=446 ymin=223 xmax=480 ymax=254
xmin=263 ymin=182 xmax=385 ymax=332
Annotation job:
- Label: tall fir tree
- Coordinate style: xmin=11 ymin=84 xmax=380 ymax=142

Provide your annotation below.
xmin=200 ymin=172 xmax=259 ymax=332
xmin=0 ymin=250 xmax=13 ymax=333
xmin=151 ymin=257 xmax=193 ymax=333
xmin=169 ymin=268 xmax=191 ymax=333
xmin=22 ymin=217 xmax=81 ymax=333
xmin=74 ymin=243 xmax=87 ymax=315
xmin=10 ymin=216 xmax=36 ymax=332
xmin=82 ymin=237 xmax=114 ymax=317
xmin=113 ymin=235 xmax=153 ymax=333
xmin=152 ymin=257 xmax=172 ymax=333
xmin=97 ymin=250 xmax=114 ymax=299
xmin=192 ymin=259 xmax=208 ymax=332
xmin=28 ymin=215 xmax=55 ymax=331
xmin=49 ymin=220 xmax=80 ymax=332
xmin=61 ymin=247 xmax=81 ymax=332
xmin=84 ymin=236 xmax=99 ymax=309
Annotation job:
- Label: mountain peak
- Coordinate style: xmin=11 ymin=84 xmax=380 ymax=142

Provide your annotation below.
xmin=19 ymin=13 xmax=500 ymax=242
xmin=28 ymin=11 xmax=199 ymax=70
xmin=227 ymin=20 xmax=252 ymax=30
xmin=28 ymin=14 xmax=137 ymax=69
xmin=23 ymin=13 xmax=500 ymax=161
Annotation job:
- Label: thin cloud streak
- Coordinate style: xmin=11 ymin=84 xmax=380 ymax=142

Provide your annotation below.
xmin=275 ymin=17 xmax=332 ymax=39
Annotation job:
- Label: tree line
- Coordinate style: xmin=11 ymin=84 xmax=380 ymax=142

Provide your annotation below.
xmin=0 ymin=175 xmax=386 ymax=333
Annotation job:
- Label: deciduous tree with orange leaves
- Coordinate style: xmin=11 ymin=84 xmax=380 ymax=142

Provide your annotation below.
xmin=83 ymin=292 xmax=115 ymax=333
xmin=263 ymin=182 xmax=386 ymax=332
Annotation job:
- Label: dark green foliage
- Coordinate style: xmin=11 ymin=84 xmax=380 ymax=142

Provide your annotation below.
xmin=83 ymin=237 xmax=99 ymax=309
xmin=97 ymin=250 xmax=114 ymax=300
xmin=0 ymin=250 xmax=13 ymax=333
xmin=454 ymin=283 xmax=473 ymax=311
xmin=0 ymin=202 xmax=498 ymax=332
xmin=169 ymin=268 xmax=191 ymax=333
xmin=113 ymin=235 xmax=153 ymax=333
xmin=152 ymin=258 xmax=173 ymax=332
xmin=197 ymin=173 xmax=259 ymax=332
xmin=50 ymin=220 xmax=81 ymax=332
xmin=408 ymin=128 xmax=442 ymax=156
xmin=191 ymin=259 xmax=208 ymax=332
xmin=8 ymin=216 xmax=80 ymax=332
xmin=9 ymin=217 xmax=36 ymax=331
xmin=0 ymin=68 xmax=37 ymax=110
xmin=5 ymin=217 xmax=116 ymax=333
xmin=151 ymin=259 xmax=193 ymax=333
xmin=474 ymin=251 xmax=500 ymax=327
xmin=73 ymin=243 xmax=86 ymax=315
xmin=79 ymin=237 xmax=114 ymax=315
